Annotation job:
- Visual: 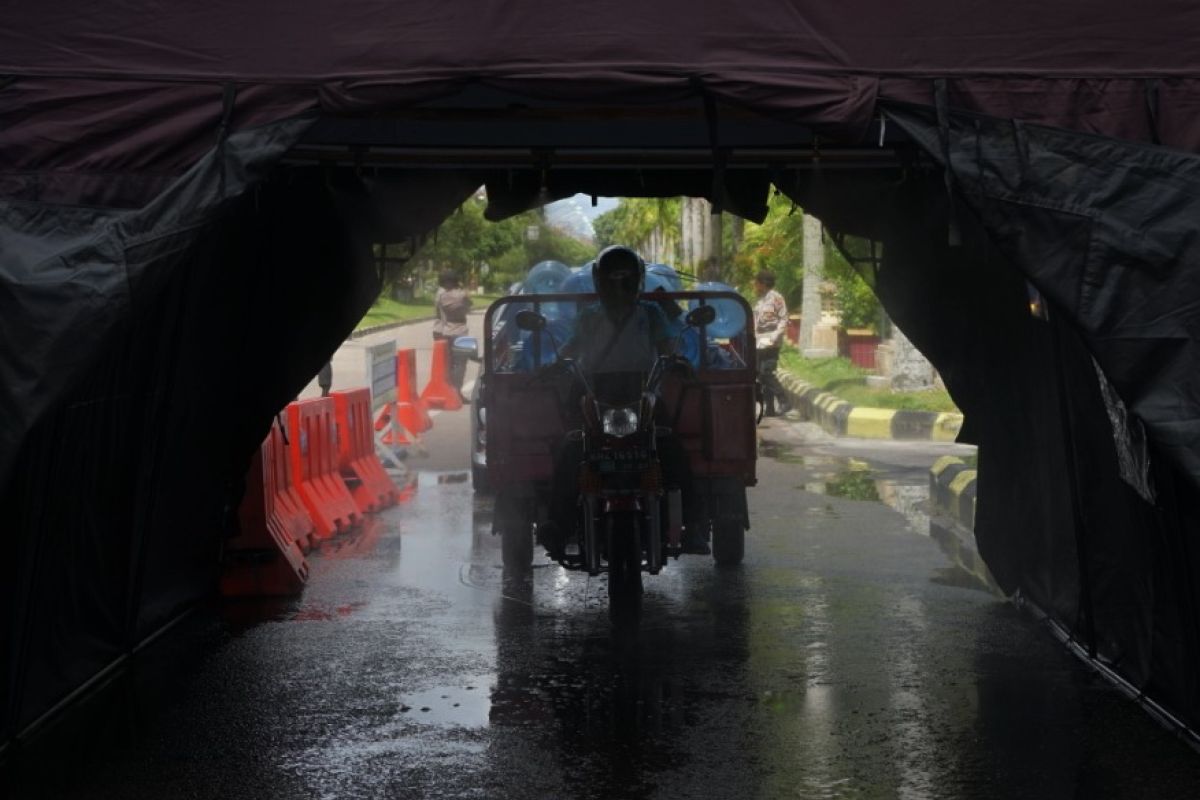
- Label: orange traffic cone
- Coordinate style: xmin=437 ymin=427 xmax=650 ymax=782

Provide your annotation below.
xmin=396 ymin=348 xmax=433 ymax=432
xmin=375 ymin=404 xmax=412 ymax=446
xmin=421 ymin=339 xmax=463 ymax=410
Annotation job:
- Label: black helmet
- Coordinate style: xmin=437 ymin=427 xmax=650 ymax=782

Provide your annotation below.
xmin=592 ymin=245 xmax=645 ymax=300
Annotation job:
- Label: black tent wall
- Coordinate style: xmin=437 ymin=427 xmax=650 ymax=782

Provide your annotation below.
xmin=0 ymin=149 xmax=477 ymax=746
xmin=777 ymin=120 xmax=1200 ymax=733
xmin=891 ymin=107 xmax=1200 ymax=728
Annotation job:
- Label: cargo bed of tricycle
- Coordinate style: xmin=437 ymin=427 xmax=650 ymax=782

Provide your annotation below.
xmin=481 ymin=291 xmax=758 ymax=492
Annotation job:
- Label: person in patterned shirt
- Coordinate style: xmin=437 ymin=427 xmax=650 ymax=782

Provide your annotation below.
xmin=753 ymin=270 xmax=791 ymax=417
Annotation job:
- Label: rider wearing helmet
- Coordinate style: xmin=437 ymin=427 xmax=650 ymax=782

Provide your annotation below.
xmin=541 ymin=245 xmax=709 ymax=557
xmin=559 ymin=245 xmax=674 ymax=375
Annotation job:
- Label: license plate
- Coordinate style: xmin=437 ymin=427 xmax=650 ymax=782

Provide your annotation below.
xmin=589 ymin=448 xmax=651 ymax=473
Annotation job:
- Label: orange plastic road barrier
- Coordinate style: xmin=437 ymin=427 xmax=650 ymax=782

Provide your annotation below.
xmin=288 ymin=397 xmax=361 ymax=540
xmin=267 ymin=422 xmax=316 ymax=553
xmin=333 ymin=388 xmax=399 ymax=513
xmin=395 ymin=348 xmax=433 ymax=432
xmin=221 ymin=427 xmax=310 ymax=596
xmin=420 ymin=339 xmax=463 ymax=410
xmin=333 ymin=390 xmax=380 ymax=513
xmin=312 ymin=396 xmax=364 ymax=532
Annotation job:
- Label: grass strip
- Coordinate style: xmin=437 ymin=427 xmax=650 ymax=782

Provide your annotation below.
xmin=779 ymin=348 xmax=959 ymax=413
xmin=354 ymin=293 xmax=505 ymax=331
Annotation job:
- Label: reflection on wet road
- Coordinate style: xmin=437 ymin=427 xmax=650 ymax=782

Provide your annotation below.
xmin=761 ymin=440 xmax=932 ymax=540
xmin=8 ymin=424 xmax=1200 ymax=799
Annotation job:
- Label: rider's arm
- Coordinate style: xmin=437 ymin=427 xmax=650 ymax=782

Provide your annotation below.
xmin=646 ymin=302 xmax=676 ymax=356
xmin=558 ymin=305 xmax=592 ymax=361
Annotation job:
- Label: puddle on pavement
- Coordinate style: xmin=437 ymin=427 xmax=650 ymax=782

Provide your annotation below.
xmin=758 ymin=440 xmax=806 ymax=464
xmin=763 ymin=440 xmax=924 ymax=526
xmin=758 ymin=438 xmax=997 ymax=593
xmin=823 ymin=465 xmax=880 ymax=501
xmin=399 ymin=677 xmax=494 ymax=727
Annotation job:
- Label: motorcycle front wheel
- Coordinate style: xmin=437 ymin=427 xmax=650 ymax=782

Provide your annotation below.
xmin=496 ymin=493 xmax=533 ymax=571
xmin=711 ymin=519 xmax=745 ymax=566
xmin=502 ymin=521 xmax=533 ymax=570
xmin=606 ymin=511 xmax=644 ymax=622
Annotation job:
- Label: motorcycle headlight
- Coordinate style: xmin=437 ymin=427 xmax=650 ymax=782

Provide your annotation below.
xmin=601 ymin=406 xmax=639 ymax=437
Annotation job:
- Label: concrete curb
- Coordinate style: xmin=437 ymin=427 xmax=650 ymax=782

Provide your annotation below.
xmin=929 ymin=455 xmax=977 ymax=530
xmin=777 ymin=371 xmax=964 ymax=442
xmin=927 ymin=455 xmax=1002 ymax=593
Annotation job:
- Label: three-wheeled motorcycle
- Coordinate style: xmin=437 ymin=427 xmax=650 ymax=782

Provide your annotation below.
xmin=476 ymin=290 xmax=758 ymax=618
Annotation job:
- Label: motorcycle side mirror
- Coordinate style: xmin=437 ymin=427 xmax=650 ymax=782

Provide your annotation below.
xmin=452 ymin=336 xmax=481 ymax=362
xmin=684 ymin=305 xmax=717 ymax=328
xmin=515 ymin=309 xmax=547 ymax=332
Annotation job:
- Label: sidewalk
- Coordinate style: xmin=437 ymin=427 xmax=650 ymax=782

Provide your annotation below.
xmin=777 ymin=370 xmax=964 ymax=442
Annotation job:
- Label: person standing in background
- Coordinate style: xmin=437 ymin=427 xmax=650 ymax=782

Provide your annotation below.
xmin=433 ymin=270 xmax=472 ymax=402
xmin=317 ymin=361 xmax=333 ymax=397
xmin=753 ymin=270 xmax=791 ymax=417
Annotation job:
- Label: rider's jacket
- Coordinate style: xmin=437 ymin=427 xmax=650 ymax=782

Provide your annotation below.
xmin=565 ymin=300 xmax=672 ymax=374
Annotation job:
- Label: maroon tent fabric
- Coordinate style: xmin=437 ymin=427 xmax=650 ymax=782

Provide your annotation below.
xmin=7 ymin=1 xmax=1196 ymax=83
xmin=3 ymin=0 xmax=1200 ymax=207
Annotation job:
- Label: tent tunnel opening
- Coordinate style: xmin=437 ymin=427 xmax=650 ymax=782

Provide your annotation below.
xmin=7 ymin=5 xmax=1200 ymax=764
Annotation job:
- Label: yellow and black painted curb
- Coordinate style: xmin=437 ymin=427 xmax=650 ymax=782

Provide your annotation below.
xmin=778 ymin=372 xmax=964 ymax=442
xmin=929 ymin=455 xmax=976 ymax=529
xmin=928 ymin=455 xmax=1002 ymax=593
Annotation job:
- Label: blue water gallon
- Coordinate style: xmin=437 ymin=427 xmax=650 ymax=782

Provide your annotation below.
xmin=524 ymin=260 xmax=570 ymax=294
xmin=641 ymin=270 xmax=686 ymax=331
xmin=560 ymin=264 xmax=596 ymax=294
xmin=515 ymin=317 xmax=574 ymax=371
xmin=642 ymin=270 xmax=676 ymax=295
xmin=690 ymin=281 xmax=747 ymax=339
xmin=646 ymin=263 xmax=684 ymax=291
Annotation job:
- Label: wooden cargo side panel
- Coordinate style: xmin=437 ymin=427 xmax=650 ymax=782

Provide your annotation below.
xmin=704 ymin=383 xmax=757 ymax=465
xmin=661 ymin=375 xmax=756 ymax=482
xmin=485 ymin=375 xmax=566 ymax=484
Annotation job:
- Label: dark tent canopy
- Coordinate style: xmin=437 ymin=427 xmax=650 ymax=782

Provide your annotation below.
xmin=4 ymin=1 xmax=1200 ymax=212
xmin=5 ymin=0 xmax=1200 ymax=753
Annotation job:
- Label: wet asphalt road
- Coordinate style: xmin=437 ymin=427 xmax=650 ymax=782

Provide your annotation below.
xmin=9 ymin=326 xmax=1200 ymax=798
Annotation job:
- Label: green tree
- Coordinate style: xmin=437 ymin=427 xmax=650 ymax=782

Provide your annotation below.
xmin=734 ymin=191 xmax=805 ymax=305
xmin=541 ymin=192 xmax=880 ymax=332
xmin=408 ymin=192 xmax=598 ymax=293
xmin=592 ymin=205 xmax=623 ymax=249
xmin=734 ymin=192 xmax=881 ymax=331
xmin=593 ymin=198 xmax=680 ymax=256
xmin=823 ymin=239 xmax=880 ymax=330
xmin=527 ymin=226 xmax=593 ymax=267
